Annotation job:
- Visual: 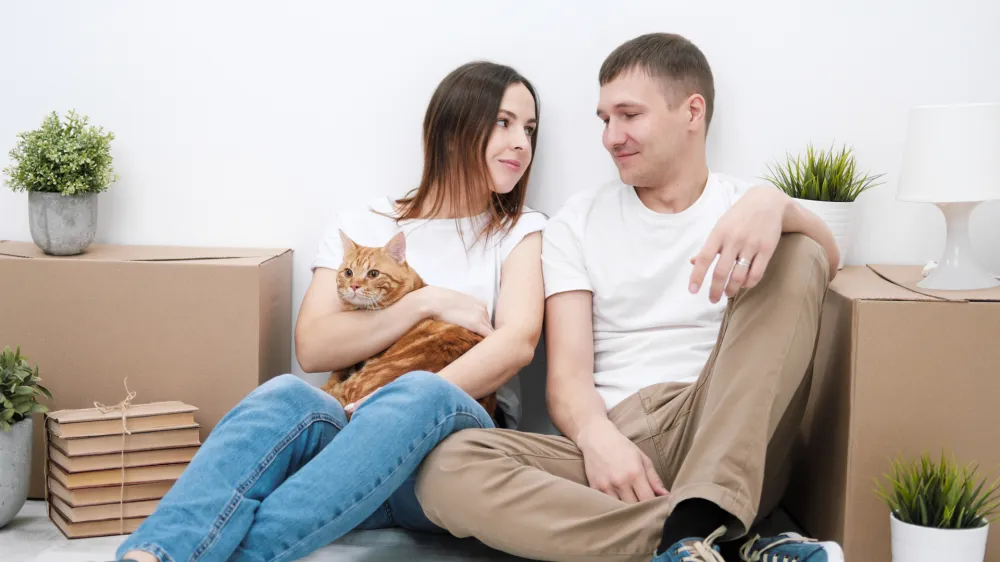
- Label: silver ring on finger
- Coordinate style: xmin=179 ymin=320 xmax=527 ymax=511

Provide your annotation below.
xmin=735 ymin=257 xmax=752 ymax=268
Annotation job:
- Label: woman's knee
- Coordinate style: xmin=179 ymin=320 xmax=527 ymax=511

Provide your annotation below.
xmin=258 ymin=373 xmax=310 ymax=394
xmin=388 ymin=371 xmax=465 ymax=403
xmin=252 ymin=374 xmax=338 ymax=413
xmin=374 ymin=371 xmax=489 ymax=425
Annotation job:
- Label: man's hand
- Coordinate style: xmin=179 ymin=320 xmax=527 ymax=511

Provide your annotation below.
xmin=689 ymin=186 xmax=787 ymax=303
xmin=576 ymin=419 xmax=669 ymax=503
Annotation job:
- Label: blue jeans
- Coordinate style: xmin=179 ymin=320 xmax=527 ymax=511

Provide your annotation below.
xmin=115 ymin=371 xmax=494 ymax=562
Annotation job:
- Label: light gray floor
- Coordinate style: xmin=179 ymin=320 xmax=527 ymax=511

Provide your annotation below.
xmin=2 ymin=500 xmax=528 ymax=562
xmin=2 ymin=499 xmax=804 ymax=562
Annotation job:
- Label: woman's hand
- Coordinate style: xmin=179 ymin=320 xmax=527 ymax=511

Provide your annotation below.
xmin=344 ymin=393 xmax=371 ymax=415
xmin=415 ymin=286 xmax=494 ymax=337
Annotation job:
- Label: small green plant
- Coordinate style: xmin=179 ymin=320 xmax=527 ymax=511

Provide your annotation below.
xmin=875 ymin=451 xmax=1000 ymax=529
xmin=3 ymin=109 xmax=119 ymax=196
xmin=763 ymin=143 xmax=884 ymax=202
xmin=0 ymin=346 xmax=52 ymax=432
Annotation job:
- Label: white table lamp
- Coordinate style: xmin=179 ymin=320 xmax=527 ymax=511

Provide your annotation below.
xmin=896 ymin=102 xmax=1000 ymax=290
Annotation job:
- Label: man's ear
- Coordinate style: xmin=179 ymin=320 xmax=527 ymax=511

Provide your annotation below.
xmin=384 ymin=231 xmax=406 ymax=264
xmin=685 ymin=93 xmax=707 ymax=132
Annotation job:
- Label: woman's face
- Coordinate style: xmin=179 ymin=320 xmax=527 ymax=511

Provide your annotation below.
xmin=484 ymin=83 xmax=537 ymax=195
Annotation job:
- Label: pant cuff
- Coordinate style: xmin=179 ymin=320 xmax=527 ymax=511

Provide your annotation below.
xmin=667 ymin=482 xmax=755 ymax=540
xmin=117 ymin=542 xmax=176 ymax=562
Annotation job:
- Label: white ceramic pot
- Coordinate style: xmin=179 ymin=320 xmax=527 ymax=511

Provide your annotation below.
xmin=794 ymin=199 xmax=854 ymax=270
xmin=890 ymin=513 xmax=989 ymax=562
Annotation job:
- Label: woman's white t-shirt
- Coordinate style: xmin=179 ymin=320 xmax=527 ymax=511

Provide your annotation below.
xmin=311 ymin=196 xmax=548 ymax=428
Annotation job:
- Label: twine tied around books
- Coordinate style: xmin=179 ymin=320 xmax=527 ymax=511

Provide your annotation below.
xmin=93 ymin=377 xmax=137 ymax=534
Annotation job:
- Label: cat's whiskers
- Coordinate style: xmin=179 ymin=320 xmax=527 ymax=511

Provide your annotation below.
xmin=370 ymin=294 xmax=389 ymax=310
xmin=365 ymin=293 xmax=387 ymax=311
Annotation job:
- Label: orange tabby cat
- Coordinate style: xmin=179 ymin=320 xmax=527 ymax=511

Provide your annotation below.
xmin=321 ymin=230 xmax=497 ymax=418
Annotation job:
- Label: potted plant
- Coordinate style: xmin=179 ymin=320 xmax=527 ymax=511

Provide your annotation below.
xmin=0 ymin=347 xmax=51 ymax=529
xmin=0 ymin=346 xmax=51 ymax=528
xmin=875 ymin=451 xmax=1000 ymax=562
xmin=3 ymin=109 xmax=119 ymax=255
xmin=762 ymin=143 xmax=883 ymax=269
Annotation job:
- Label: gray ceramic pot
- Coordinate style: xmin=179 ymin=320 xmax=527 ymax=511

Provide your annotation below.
xmin=0 ymin=417 xmax=33 ymax=528
xmin=28 ymin=191 xmax=98 ymax=256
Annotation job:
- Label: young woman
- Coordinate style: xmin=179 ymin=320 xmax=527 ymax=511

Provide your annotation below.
xmin=115 ymin=61 xmax=545 ymax=562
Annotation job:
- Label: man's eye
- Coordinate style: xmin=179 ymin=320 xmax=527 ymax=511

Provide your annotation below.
xmin=344 ymin=269 xmax=353 ymax=277
xmin=367 ymin=270 xmax=379 ymax=278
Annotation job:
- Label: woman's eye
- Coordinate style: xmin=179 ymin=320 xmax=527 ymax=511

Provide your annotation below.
xmin=367 ymin=270 xmax=379 ymax=278
xmin=344 ymin=269 xmax=353 ymax=277
xmin=525 ymin=126 xmax=535 ymax=137
xmin=497 ymin=118 xmax=508 ymax=127
xmin=624 ymin=113 xmax=638 ymax=119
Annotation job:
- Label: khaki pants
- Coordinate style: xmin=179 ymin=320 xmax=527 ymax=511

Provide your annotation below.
xmin=414 ymin=234 xmax=831 ymax=562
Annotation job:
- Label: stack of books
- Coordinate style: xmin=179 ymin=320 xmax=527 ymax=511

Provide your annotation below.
xmin=44 ymin=401 xmax=202 ymax=539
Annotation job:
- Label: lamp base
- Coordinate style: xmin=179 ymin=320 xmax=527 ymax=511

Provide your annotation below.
xmin=918 ymin=201 xmax=999 ymax=291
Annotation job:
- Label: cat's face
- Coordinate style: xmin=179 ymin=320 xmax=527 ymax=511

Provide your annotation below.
xmin=336 ymin=231 xmax=420 ymax=310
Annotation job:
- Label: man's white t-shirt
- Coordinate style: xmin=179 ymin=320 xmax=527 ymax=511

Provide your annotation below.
xmin=541 ymin=172 xmax=754 ymax=410
xmin=311 ymin=196 xmax=548 ymax=427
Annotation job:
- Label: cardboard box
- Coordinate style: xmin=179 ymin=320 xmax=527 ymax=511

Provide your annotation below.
xmin=784 ymin=265 xmax=1000 ymax=562
xmin=0 ymin=241 xmax=293 ymax=500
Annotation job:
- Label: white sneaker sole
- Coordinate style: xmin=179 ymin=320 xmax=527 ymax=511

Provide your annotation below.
xmin=782 ymin=532 xmax=845 ymax=562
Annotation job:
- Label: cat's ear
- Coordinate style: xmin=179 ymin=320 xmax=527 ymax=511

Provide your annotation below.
xmin=384 ymin=232 xmax=407 ymax=264
xmin=339 ymin=230 xmax=357 ymax=253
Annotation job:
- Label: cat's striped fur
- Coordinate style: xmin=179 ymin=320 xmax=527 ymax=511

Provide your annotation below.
xmin=322 ymin=230 xmax=497 ymax=418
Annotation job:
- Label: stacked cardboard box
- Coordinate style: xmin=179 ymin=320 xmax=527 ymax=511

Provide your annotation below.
xmin=784 ymin=265 xmax=1000 ymax=562
xmin=0 ymin=241 xmax=293 ymax=501
xmin=44 ymin=401 xmax=202 ymax=539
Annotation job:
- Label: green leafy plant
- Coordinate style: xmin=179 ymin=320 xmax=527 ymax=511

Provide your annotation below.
xmin=0 ymin=346 xmax=52 ymax=432
xmin=3 ymin=109 xmax=119 ymax=196
xmin=762 ymin=143 xmax=884 ymax=202
xmin=875 ymin=451 xmax=1000 ymax=529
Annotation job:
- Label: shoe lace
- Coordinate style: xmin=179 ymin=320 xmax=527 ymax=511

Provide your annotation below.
xmin=677 ymin=526 xmax=727 ymax=562
xmin=739 ymin=534 xmax=818 ymax=562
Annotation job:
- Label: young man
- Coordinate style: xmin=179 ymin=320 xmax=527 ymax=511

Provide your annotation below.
xmin=415 ymin=33 xmax=844 ymax=562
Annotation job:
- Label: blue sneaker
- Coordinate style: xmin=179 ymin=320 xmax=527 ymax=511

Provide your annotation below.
xmin=652 ymin=525 xmax=727 ymax=562
xmin=738 ymin=532 xmax=844 ymax=562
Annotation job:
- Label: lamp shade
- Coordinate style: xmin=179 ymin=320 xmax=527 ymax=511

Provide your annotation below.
xmin=896 ymin=102 xmax=1000 ymax=203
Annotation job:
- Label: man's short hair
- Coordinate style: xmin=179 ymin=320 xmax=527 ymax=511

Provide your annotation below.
xmin=599 ymin=33 xmax=716 ymax=131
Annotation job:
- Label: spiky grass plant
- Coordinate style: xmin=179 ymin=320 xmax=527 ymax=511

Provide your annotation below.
xmin=876 ymin=451 xmax=1000 ymax=529
xmin=763 ymin=143 xmax=884 ymax=202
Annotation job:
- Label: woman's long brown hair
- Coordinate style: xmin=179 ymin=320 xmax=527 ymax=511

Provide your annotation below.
xmin=392 ymin=61 xmax=539 ymax=246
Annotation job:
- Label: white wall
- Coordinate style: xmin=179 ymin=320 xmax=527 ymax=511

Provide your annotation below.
xmin=2 ymin=1 xmax=999 ymax=382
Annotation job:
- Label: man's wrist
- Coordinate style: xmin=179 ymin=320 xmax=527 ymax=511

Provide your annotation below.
xmin=776 ymin=190 xmax=799 ymax=229
xmin=574 ymin=416 xmax=615 ymax=452
xmin=782 ymin=198 xmax=840 ymax=276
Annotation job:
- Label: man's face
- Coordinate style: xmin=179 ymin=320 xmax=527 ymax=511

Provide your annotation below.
xmin=596 ymin=69 xmax=701 ymax=187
